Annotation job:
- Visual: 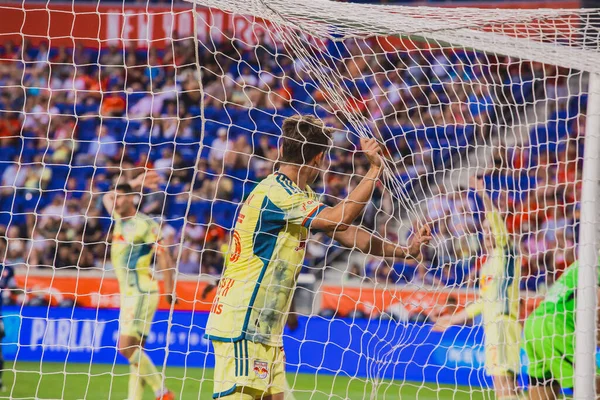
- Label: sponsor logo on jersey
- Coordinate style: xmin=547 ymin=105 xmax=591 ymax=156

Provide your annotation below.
xmin=230 ymin=231 xmax=242 ymax=262
xmin=253 ymin=360 xmax=269 ymax=379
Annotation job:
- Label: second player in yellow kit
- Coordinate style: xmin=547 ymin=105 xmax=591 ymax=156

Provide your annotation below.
xmin=112 ymin=211 xmax=161 ymax=339
xmin=433 ymin=176 xmax=521 ymax=400
xmin=465 ymin=208 xmax=521 ymax=378
xmin=103 ymin=173 xmax=177 ymax=400
xmin=207 ymin=115 xmax=432 ymax=399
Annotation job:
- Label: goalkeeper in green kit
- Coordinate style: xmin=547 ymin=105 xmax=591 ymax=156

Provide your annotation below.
xmin=524 ymin=259 xmax=600 ymax=399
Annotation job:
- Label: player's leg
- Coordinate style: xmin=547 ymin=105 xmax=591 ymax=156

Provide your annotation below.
xmin=485 ymin=318 xmax=520 ymax=399
xmin=528 ymin=377 xmax=560 ymax=400
xmin=119 ymin=334 xmax=146 ymax=400
xmin=492 ymin=374 xmax=518 ymax=399
xmin=120 ymin=292 xmax=172 ymax=400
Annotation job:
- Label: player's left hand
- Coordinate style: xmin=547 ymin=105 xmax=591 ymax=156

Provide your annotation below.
xmin=468 ymin=175 xmax=486 ymax=192
xmin=406 ymin=224 xmax=432 ymax=257
xmin=286 ymin=312 xmax=299 ymax=332
xmin=166 ymin=293 xmax=178 ymax=305
xmin=431 ymin=315 xmax=452 ymax=332
xmin=131 ymin=170 xmax=161 ymax=191
xmin=360 ymin=137 xmax=383 ymax=169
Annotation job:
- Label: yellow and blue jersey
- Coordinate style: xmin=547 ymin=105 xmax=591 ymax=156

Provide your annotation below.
xmin=111 ymin=212 xmax=161 ymax=296
xmin=467 ymin=210 xmax=521 ymax=322
xmin=205 ymin=172 xmax=327 ymax=347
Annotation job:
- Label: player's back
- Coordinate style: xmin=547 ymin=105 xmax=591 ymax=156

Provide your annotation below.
xmin=205 ymin=172 xmax=325 ymax=346
xmin=111 ymin=211 xmax=160 ymax=295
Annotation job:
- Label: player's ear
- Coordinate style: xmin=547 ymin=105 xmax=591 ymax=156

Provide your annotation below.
xmin=312 ymin=152 xmax=324 ymax=166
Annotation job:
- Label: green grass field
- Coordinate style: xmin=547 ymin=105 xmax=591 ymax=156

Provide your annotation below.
xmin=1 ymin=362 xmax=492 ymax=400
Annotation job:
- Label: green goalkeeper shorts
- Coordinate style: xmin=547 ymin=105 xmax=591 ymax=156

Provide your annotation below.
xmin=523 ymin=315 xmax=576 ymax=389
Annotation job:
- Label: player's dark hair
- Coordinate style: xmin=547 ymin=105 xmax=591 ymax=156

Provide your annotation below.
xmin=114 ymin=183 xmax=133 ymax=193
xmin=280 ymin=115 xmax=332 ymax=165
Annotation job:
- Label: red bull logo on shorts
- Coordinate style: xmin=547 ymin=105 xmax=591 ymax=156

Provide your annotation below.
xmin=253 ymin=360 xmax=269 ymax=379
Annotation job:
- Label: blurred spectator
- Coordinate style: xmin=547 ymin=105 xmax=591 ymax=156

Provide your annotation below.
xmin=154 ymin=148 xmax=174 ymax=178
xmin=343 ymin=263 xmax=364 ymax=283
xmin=80 ymin=125 xmax=119 ymax=165
xmin=0 ymin=32 xmax=585 ymax=296
xmin=5 ymin=226 xmax=26 ymax=265
xmin=209 ymin=128 xmax=232 ymax=171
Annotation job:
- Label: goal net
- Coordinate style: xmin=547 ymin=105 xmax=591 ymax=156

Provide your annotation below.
xmin=0 ymin=0 xmax=598 ymax=398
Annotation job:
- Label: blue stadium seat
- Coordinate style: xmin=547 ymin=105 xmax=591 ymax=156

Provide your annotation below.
xmin=102 ymin=118 xmax=127 ymax=140
xmin=189 ymin=200 xmax=211 ymax=221
xmin=211 ymin=200 xmax=237 ymax=229
xmin=167 ymin=218 xmax=185 ymax=232
xmin=0 ymin=147 xmax=17 ymax=162
xmin=126 ymin=92 xmax=147 ymax=108
xmin=166 ymin=197 xmax=189 ymax=219
xmin=77 ymin=118 xmax=99 ymax=140
xmin=69 ymin=166 xmax=95 ymax=181
xmin=47 ymin=165 xmax=70 ymax=190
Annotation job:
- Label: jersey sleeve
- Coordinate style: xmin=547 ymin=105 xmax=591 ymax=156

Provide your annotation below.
xmin=272 ymin=188 xmax=328 ymax=229
xmin=486 ymin=210 xmax=509 ymax=249
xmin=465 ymin=301 xmax=484 ymax=318
xmin=144 ymin=218 xmax=161 ymax=244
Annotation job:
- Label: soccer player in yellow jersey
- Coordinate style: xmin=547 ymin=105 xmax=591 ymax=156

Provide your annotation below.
xmin=102 ymin=172 xmax=177 ymax=400
xmin=206 ymin=115 xmax=432 ymax=399
xmin=433 ymin=176 xmax=521 ymax=400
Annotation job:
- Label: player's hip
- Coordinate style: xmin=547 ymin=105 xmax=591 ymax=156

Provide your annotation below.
xmin=212 ymin=339 xmax=286 ymax=397
xmin=120 ymin=290 xmax=160 ymax=311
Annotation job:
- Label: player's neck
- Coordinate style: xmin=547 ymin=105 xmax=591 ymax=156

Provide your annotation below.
xmin=118 ymin=209 xmax=136 ymax=219
xmin=277 ymin=165 xmax=307 ymax=190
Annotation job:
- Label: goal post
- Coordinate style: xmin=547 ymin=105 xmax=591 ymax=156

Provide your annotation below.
xmin=576 ymin=71 xmax=600 ymax=399
xmin=1 ymin=0 xmax=600 ymax=398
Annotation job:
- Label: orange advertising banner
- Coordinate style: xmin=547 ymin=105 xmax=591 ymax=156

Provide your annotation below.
xmin=320 ymin=284 xmax=542 ymax=320
xmin=15 ymin=272 xmax=217 ymax=312
xmin=14 ymin=271 xmax=543 ymax=318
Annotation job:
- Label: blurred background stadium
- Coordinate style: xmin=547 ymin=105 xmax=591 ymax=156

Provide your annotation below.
xmin=0 ymin=0 xmax=593 ymax=398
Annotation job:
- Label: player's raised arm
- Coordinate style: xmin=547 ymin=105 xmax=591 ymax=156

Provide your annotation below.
xmin=102 ymin=170 xmax=160 ymax=215
xmin=156 ymin=241 xmax=177 ymax=305
xmin=310 ymin=138 xmax=383 ymax=232
xmin=327 ymin=224 xmax=431 ymax=260
xmin=469 ymin=175 xmax=509 ymax=249
xmin=432 ymin=302 xmax=483 ymax=331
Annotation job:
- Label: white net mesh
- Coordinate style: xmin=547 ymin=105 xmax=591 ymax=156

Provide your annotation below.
xmin=0 ymin=0 xmax=598 ymax=398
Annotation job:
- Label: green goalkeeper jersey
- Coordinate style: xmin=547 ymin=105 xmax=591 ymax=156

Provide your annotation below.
xmin=529 ymin=259 xmax=600 ymax=334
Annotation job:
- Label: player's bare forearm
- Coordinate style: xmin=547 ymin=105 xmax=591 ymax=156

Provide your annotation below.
xmin=432 ymin=308 xmax=471 ymax=331
xmin=102 ymin=192 xmax=116 ymax=215
xmin=331 ymin=225 xmax=408 ymax=259
xmin=312 ymin=166 xmax=380 ymax=232
xmin=480 ymin=191 xmax=494 ymax=215
xmin=157 ymin=247 xmax=177 ymax=304
xmin=470 ymin=176 xmax=494 ymax=214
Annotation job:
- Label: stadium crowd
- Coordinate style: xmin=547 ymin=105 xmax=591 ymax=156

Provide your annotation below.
xmin=0 ymin=31 xmax=583 ymax=294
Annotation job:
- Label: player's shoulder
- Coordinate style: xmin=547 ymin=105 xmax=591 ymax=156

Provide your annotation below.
xmin=133 ymin=212 xmax=158 ymax=229
xmin=263 ymin=172 xmax=306 ymax=199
